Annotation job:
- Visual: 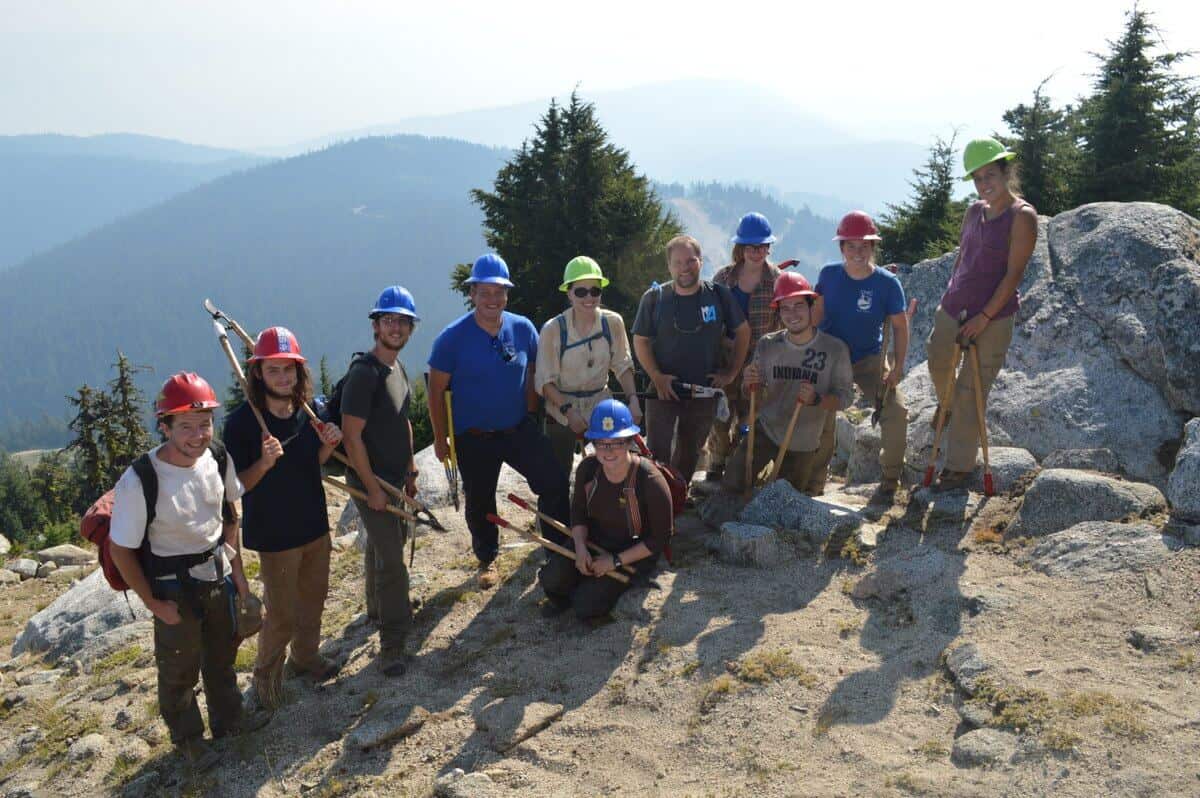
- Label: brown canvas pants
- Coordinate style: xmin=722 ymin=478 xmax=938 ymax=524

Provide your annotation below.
xmin=808 ymin=352 xmax=909 ymax=492
xmin=253 ymin=534 xmax=331 ymax=693
xmin=926 ymin=305 xmax=1014 ymax=472
xmin=152 ymin=578 xmax=242 ymax=744
xmin=721 ymin=421 xmax=819 ymax=494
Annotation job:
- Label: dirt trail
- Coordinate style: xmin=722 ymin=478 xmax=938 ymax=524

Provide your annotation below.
xmin=1 ymin=481 xmax=1198 ymax=797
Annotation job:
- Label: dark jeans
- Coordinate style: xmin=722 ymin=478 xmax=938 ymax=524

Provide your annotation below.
xmin=455 ymin=415 xmax=571 ymax=564
xmin=151 ymin=577 xmax=243 ymax=744
xmin=645 ymin=396 xmax=717 ymax=484
xmin=538 ymin=551 xmax=657 ymax=620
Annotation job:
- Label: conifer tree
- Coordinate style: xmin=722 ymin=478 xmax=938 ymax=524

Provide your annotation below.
xmin=468 ymin=91 xmax=682 ymax=323
xmin=1000 ymin=77 xmax=1079 ymax=216
xmin=878 ymin=135 xmax=969 ymax=265
xmin=223 ymin=343 xmax=252 ymax=416
xmin=104 ymin=351 xmax=152 ymax=482
xmin=66 ymin=384 xmax=112 ymax=502
xmin=1075 ymin=6 xmax=1200 ymax=214
xmin=318 ymin=355 xmax=333 ymax=397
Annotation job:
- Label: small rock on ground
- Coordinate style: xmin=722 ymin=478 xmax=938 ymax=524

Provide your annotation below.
xmin=951 ymin=728 xmax=1018 ymax=767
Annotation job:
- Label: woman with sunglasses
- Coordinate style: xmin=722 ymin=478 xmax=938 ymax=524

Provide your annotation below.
xmin=705 ymin=212 xmax=783 ymax=481
xmin=538 ymin=399 xmax=672 ymax=623
xmin=537 ymin=256 xmax=640 ymax=478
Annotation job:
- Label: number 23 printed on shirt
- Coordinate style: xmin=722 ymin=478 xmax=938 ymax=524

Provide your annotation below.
xmin=802 ymin=350 xmax=827 ymax=371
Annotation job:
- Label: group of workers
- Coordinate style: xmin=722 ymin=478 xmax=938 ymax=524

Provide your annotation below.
xmin=100 ymin=137 xmax=1035 ymax=769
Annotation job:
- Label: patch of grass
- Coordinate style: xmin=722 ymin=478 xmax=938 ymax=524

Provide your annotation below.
xmin=242 ymin=558 xmax=261 ymax=579
xmin=838 ymin=537 xmax=868 ymax=567
xmin=971 ymin=527 xmax=1005 ymax=546
xmin=698 ymin=674 xmax=741 ymax=713
xmin=447 ymin=554 xmax=478 ymax=571
xmin=489 ymin=677 xmax=524 ymax=698
xmin=1041 ymin=725 xmax=1082 ymax=752
xmin=362 ymin=690 xmax=379 ymax=711
xmin=734 ymin=648 xmax=817 ymax=687
xmin=1102 ymin=705 xmax=1148 ymax=739
xmin=836 ymin=618 xmax=861 ymax=639
xmin=0 ymin=703 xmax=102 ymax=779
xmin=839 ymin=577 xmax=856 ymax=595
xmin=234 ymin=642 xmax=257 ymax=672
xmin=886 ymin=772 xmax=934 ymax=795
xmin=104 ymin=750 xmax=143 ymax=787
xmin=90 ymin=644 xmax=148 ymax=686
xmin=915 ymin=738 xmax=947 ymax=761
xmin=607 ymin=678 xmax=628 ymax=706
xmin=675 ymin=660 xmax=700 ymax=678
xmin=844 ymin=407 xmax=867 ymax=424
xmin=1171 ymin=651 xmax=1196 ymax=671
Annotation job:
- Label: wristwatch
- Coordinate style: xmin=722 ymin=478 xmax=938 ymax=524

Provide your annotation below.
xmin=811 ymin=391 xmax=822 ymax=407
xmin=559 ymin=402 xmax=573 ymax=416
xmin=612 ymin=551 xmax=623 ymax=569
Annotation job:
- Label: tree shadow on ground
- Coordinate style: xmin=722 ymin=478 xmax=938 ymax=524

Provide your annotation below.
xmin=815 ymin=487 xmax=985 ymax=731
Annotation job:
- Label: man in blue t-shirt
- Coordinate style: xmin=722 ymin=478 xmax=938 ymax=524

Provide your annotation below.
xmin=427 ymin=254 xmax=570 ymax=589
xmin=810 ymin=211 xmax=911 ymax=498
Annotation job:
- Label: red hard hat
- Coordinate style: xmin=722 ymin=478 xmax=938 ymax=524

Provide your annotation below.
xmin=833 ymin=210 xmax=882 ymax=242
xmin=771 ymin=271 xmax=818 ymax=307
xmin=249 ymin=326 xmax=306 ymax=362
xmin=156 ymin=372 xmax=220 ymax=417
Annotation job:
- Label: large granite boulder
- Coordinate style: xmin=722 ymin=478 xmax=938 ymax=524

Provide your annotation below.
xmin=1009 ymin=469 xmax=1166 ymax=538
xmin=896 ymin=203 xmax=1200 ymax=488
xmin=1168 ymin=418 xmax=1200 ymax=521
xmin=11 ymin=569 xmax=151 ymax=659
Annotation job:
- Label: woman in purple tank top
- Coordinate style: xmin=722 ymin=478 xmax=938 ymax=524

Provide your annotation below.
xmin=926 ymin=138 xmax=1038 ymax=489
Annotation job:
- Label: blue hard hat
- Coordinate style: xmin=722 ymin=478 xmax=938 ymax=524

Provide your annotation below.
xmin=731 ymin=212 xmax=777 ymax=245
xmin=370 ymin=285 xmax=420 ymax=320
xmin=464 ymin=253 xmax=514 ymax=287
xmin=585 ymin=399 xmax=640 ymax=440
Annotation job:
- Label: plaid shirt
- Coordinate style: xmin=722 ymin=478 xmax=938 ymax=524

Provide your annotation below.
xmin=713 ymin=261 xmax=782 ymax=346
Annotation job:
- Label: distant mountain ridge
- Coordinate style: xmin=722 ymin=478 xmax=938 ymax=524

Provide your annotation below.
xmin=0 ymin=133 xmax=268 ymax=270
xmin=278 ymin=80 xmax=923 ymax=214
xmin=0 ymin=133 xmax=841 ymax=448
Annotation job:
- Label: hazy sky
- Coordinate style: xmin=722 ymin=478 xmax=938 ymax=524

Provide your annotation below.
xmin=3 ymin=0 xmax=1198 ymax=151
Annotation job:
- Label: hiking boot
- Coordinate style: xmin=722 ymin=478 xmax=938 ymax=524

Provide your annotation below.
xmin=705 ymin=465 xmax=725 ymax=482
xmin=380 ymin=652 xmax=411 ymax=678
xmin=872 ymin=478 xmax=900 ymax=501
xmin=935 ymin=470 xmax=973 ymax=491
xmin=478 ymin=560 xmax=500 ymax=590
xmin=539 ymin=599 xmax=569 ymax=619
xmin=236 ymin=706 xmax=273 ymax=735
xmin=179 ymin=738 xmax=220 ymax=772
xmin=286 ymin=656 xmax=342 ymax=682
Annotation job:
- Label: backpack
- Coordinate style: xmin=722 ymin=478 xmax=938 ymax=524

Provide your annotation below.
xmin=80 ymin=441 xmax=233 ymax=605
xmin=580 ymin=444 xmax=686 ymax=565
xmin=649 ymin=281 xmax=726 ymax=333
xmin=556 ymin=312 xmax=612 ymax=365
xmin=319 ymin=352 xmax=391 ymax=428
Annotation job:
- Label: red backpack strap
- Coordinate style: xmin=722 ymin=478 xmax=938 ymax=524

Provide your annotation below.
xmin=623 ymin=454 xmax=643 ymax=538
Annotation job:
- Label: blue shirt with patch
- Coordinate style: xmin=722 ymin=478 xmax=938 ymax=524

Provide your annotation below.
xmin=428 ymin=311 xmax=538 ymax=433
xmin=816 ymin=263 xmax=906 ymax=363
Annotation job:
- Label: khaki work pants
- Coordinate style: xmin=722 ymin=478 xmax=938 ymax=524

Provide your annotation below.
xmin=809 ymin=353 xmax=909 ymax=492
xmin=720 ymin=421 xmax=819 ymax=494
xmin=926 ymin=305 xmax=1014 ymax=473
xmin=253 ymin=534 xmax=331 ymax=691
xmin=152 ymin=578 xmax=242 ymax=744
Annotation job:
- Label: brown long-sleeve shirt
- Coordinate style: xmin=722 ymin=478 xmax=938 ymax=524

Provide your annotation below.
xmin=570 ymin=455 xmax=673 ymax=555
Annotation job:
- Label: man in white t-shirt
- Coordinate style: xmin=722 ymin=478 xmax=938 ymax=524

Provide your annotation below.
xmin=109 ymin=372 xmax=267 ymax=770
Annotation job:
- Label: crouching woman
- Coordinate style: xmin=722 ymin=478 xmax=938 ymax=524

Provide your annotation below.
xmin=537 ymin=399 xmax=673 ymax=622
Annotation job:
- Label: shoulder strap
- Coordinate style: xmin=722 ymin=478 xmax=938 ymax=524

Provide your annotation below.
xmin=651 ymin=282 xmax=671 ymax=329
xmin=600 ymin=314 xmax=612 ymax=347
xmin=556 ymin=314 xmax=569 ymax=363
xmin=623 ymin=453 xmax=643 ymax=538
xmin=207 ymin=440 xmax=235 ymax=524
xmin=131 ymin=453 xmax=157 ymax=532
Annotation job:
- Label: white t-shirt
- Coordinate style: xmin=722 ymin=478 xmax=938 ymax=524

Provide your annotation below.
xmin=109 ymin=444 xmax=245 ymax=582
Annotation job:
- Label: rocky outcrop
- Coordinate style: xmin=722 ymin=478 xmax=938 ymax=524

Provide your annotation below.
xmin=1168 ymin=418 xmax=1200 ymax=521
xmin=11 ymin=569 xmax=150 ymax=659
xmin=895 ymin=203 xmax=1200 ymax=488
xmin=1009 ymin=469 xmax=1166 ymax=538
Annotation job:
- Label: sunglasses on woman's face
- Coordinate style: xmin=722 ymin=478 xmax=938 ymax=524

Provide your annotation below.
xmin=572 ymin=286 xmax=603 ymax=298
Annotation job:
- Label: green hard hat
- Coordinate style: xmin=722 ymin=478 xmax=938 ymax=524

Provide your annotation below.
xmin=962 ymin=137 xmax=1016 ymax=180
xmin=559 ymin=255 xmax=611 ymax=292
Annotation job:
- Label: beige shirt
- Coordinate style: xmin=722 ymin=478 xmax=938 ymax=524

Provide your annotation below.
xmin=754 ymin=330 xmax=853 ymax=452
xmin=536 ymin=307 xmax=633 ymax=425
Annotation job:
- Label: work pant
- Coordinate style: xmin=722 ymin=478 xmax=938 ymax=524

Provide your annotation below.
xmin=721 ymin=421 xmax=819 ymax=495
xmin=705 ymin=368 xmax=749 ymax=475
xmin=152 ymin=578 xmax=242 ymax=744
xmin=809 ymin=352 xmax=909 ymax=492
xmin=538 ymin=550 xmax=657 ymax=620
xmin=455 ymin=415 xmax=571 ymax=564
xmin=645 ymin=396 xmax=717 ymax=485
xmin=348 ymin=473 xmax=412 ymax=657
xmin=545 ymin=417 xmax=582 ymax=482
xmin=253 ymin=535 xmax=331 ymax=690
xmin=926 ymin=305 xmax=1014 ymax=472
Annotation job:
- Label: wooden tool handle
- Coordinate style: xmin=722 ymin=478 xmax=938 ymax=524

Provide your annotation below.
xmin=322 ymin=476 xmax=416 ymax=523
xmin=488 ymin=513 xmax=629 ymax=584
